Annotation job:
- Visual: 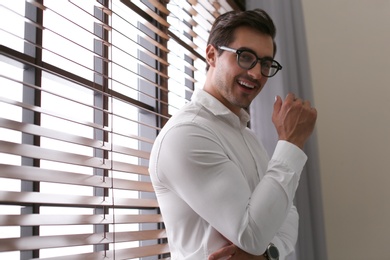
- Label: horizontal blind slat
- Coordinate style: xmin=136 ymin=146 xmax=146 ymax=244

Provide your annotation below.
xmin=30 ymin=243 xmax=170 ymax=260
xmin=130 ymin=0 xmax=170 ymax=27
xmin=146 ymin=0 xmax=170 ymax=15
xmin=0 ymin=95 xmax=107 ymax=131
xmin=0 ymin=118 xmax=152 ymax=159
xmin=0 ymin=141 xmax=150 ymax=175
xmin=0 ymin=118 xmax=110 ymax=151
xmin=114 ymin=243 xmax=170 ymax=259
xmin=118 ymin=0 xmax=169 ymax=40
xmin=0 ymin=164 xmax=111 ymax=188
xmin=0 ymin=191 xmax=158 ymax=208
xmin=112 ymin=160 xmax=149 ymax=175
xmin=0 ymin=164 xmax=154 ymax=191
xmin=0 ymin=214 xmax=163 ymax=226
xmin=0 ymin=140 xmax=110 ymax=169
xmin=0 ymin=230 xmax=166 ymax=251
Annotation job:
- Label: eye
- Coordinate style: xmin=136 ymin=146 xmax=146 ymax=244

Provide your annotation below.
xmin=261 ymin=59 xmax=273 ymax=70
xmin=239 ymin=51 xmax=256 ymax=63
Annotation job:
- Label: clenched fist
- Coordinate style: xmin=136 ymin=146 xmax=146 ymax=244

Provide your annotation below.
xmin=272 ymin=93 xmax=317 ymax=149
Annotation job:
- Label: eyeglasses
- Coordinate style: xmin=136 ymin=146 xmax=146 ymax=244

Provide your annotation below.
xmin=219 ymin=46 xmax=282 ymax=77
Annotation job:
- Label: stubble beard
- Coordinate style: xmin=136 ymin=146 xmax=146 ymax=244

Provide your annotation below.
xmin=215 ymin=75 xmax=253 ymax=111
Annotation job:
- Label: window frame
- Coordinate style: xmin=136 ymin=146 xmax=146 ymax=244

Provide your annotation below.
xmin=0 ymin=1 xmax=243 ymax=259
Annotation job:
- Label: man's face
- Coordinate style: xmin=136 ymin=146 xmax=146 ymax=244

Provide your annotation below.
xmin=205 ymin=26 xmax=274 ymax=115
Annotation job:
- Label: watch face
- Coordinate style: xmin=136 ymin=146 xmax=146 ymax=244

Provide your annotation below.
xmin=268 ymin=245 xmax=279 ymax=258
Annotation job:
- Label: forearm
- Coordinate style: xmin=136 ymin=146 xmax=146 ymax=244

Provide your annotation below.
xmin=208 ymin=242 xmax=267 ymax=260
xmin=209 ymin=205 xmax=298 ymax=260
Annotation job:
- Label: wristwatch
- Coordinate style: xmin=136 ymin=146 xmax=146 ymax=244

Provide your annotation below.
xmin=263 ymin=243 xmax=279 ymax=260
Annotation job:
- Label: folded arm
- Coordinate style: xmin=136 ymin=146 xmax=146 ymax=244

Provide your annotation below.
xmin=209 ymin=205 xmax=298 ymax=260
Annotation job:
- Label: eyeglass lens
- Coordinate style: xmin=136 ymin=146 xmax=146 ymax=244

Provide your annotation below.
xmin=238 ymin=51 xmax=277 ymax=77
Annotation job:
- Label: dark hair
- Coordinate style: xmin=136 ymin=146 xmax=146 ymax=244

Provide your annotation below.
xmin=206 ymin=9 xmax=277 ymax=71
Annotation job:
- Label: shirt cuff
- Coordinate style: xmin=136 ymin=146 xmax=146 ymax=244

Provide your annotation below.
xmin=272 ymin=140 xmax=308 ymax=174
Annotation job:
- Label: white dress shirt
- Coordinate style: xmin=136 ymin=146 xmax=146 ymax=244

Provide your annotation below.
xmin=149 ymin=89 xmax=307 ymax=259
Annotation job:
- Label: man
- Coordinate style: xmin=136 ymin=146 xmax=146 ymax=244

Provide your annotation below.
xmin=149 ymin=9 xmax=317 ymax=260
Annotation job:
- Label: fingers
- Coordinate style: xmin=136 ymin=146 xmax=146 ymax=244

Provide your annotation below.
xmin=208 ymin=244 xmax=236 ymax=260
xmin=287 ymin=93 xmax=303 ymax=105
xmin=273 ymin=95 xmax=282 ymax=114
xmin=283 ymin=93 xmax=312 ymax=107
xmin=303 ymin=99 xmax=311 ymax=107
xmin=285 ymin=93 xmax=296 ymax=102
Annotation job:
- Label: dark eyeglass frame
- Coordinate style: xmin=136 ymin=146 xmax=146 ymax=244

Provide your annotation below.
xmin=218 ymin=46 xmax=282 ymax=77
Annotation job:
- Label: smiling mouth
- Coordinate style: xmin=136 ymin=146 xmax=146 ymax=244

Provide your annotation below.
xmin=237 ymin=80 xmax=256 ymax=89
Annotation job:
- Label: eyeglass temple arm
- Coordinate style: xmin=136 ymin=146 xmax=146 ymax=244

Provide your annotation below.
xmin=218 ymin=46 xmax=237 ymax=53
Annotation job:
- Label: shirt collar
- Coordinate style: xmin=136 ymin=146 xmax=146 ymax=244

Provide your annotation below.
xmin=192 ymin=88 xmax=250 ymax=129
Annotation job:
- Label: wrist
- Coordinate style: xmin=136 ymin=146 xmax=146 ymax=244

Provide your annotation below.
xmin=263 ymin=243 xmax=279 ymax=260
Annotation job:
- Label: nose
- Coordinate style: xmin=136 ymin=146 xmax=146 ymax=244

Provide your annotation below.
xmin=247 ymin=61 xmax=263 ymax=80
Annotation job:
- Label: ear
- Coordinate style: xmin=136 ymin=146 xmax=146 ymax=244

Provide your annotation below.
xmin=206 ymin=44 xmax=217 ymax=68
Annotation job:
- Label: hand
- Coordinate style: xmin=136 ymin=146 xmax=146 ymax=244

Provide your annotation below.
xmin=208 ymin=243 xmax=267 ymax=260
xmin=272 ymin=93 xmax=317 ymax=149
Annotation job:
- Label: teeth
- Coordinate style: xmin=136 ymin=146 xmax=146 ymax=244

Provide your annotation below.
xmin=238 ymin=80 xmax=255 ymax=89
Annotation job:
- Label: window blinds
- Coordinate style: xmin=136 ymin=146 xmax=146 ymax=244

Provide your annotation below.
xmin=0 ymin=0 xmax=241 ymax=259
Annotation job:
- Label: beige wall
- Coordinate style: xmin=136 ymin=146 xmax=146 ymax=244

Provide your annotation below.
xmin=301 ymin=1 xmax=390 ymax=259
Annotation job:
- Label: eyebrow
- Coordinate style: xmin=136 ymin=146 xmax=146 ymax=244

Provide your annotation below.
xmin=237 ymin=46 xmax=274 ymax=60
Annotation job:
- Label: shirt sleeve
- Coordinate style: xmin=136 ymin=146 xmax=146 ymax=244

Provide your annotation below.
xmin=271 ymin=205 xmax=299 ymax=260
xmin=154 ymin=123 xmax=306 ymax=255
